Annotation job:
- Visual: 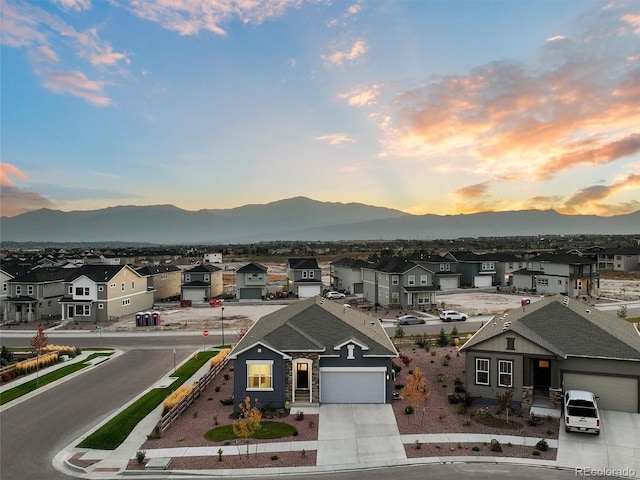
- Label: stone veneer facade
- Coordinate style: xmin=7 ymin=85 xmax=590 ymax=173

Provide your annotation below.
xmin=522 ymin=386 xmax=534 ymax=405
xmin=284 ymin=353 xmax=320 ymax=404
xmin=549 ymin=387 xmax=563 ymax=409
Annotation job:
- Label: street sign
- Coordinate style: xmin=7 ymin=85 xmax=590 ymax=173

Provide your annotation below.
xmin=202 ymin=330 xmax=209 ymax=337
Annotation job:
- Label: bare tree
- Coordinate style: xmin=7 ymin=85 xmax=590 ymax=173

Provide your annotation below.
xmin=31 ymin=324 xmax=49 ymax=388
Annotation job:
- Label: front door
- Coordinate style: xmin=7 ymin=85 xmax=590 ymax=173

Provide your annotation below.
xmin=533 ymin=359 xmax=551 ymax=389
xmin=296 ymin=363 xmax=309 ymax=389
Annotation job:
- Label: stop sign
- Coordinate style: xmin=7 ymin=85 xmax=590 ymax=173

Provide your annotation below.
xmin=202 ymin=330 xmax=209 ymax=337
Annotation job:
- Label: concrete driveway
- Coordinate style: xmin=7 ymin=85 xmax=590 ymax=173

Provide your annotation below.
xmin=557 ymin=410 xmax=640 ymax=477
xmin=316 ymin=404 xmax=406 ymax=466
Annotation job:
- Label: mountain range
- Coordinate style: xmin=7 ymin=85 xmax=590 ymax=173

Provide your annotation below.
xmin=1 ymin=197 xmax=638 ymax=244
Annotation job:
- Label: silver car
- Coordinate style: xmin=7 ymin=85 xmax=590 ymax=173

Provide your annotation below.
xmin=397 ymin=315 xmax=426 ymax=325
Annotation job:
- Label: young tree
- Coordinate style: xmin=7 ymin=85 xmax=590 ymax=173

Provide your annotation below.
xmin=232 ymin=397 xmax=262 ymax=458
xmin=617 ymin=304 xmax=628 ymax=320
xmin=31 ymin=324 xmax=49 ymax=388
xmin=401 ymin=367 xmax=430 ymax=422
xmin=436 ymin=328 xmax=449 ymax=347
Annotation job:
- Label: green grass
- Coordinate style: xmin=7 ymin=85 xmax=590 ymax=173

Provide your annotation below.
xmin=205 ymin=422 xmax=297 ymax=442
xmin=0 ymin=352 xmax=113 ymax=406
xmin=77 ymin=350 xmax=218 ymax=450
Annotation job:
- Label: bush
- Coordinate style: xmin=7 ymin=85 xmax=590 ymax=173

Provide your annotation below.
xmin=535 ymin=439 xmax=549 ymax=452
xmin=295 ymin=410 xmax=304 ymax=421
xmin=472 ymin=446 xmax=480 ymax=452
xmin=527 ymin=414 xmax=543 ymax=426
xmin=136 ymin=450 xmax=146 ymax=464
xmin=220 ymin=397 xmax=234 ymax=406
xmin=532 ymin=450 xmax=541 ymax=456
xmin=405 ymin=405 xmax=414 ymax=415
xmin=394 ymin=384 xmax=405 ymax=390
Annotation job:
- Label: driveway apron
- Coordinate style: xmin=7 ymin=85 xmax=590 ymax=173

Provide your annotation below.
xmin=317 ymin=404 xmax=406 ymax=466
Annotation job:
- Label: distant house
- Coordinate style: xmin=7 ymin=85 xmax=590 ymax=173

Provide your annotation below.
xmin=596 ymin=248 xmax=640 ymax=272
xmin=228 ymin=296 xmax=398 ymax=408
xmin=286 ymin=258 xmax=322 ymax=298
xmin=329 ymin=257 xmax=371 ymax=295
xmin=59 ymin=265 xmax=153 ymax=322
xmin=3 ymin=267 xmax=67 ymax=323
xmin=510 ymin=253 xmax=599 ymax=297
xmin=444 ymin=251 xmax=499 ymax=287
xmin=236 ymin=262 xmax=268 ymax=300
xmin=412 ymin=254 xmax=460 ymax=290
xmin=362 ymin=258 xmax=438 ymax=310
xmin=135 ymin=265 xmax=182 ymax=302
xmin=1 ymin=268 xmax=15 ymax=319
xmin=204 ymin=252 xmax=223 ymax=264
xmin=181 ymin=264 xmax=223 ymax=303
xmin=460 ymin=295 xmax=640 ymax=413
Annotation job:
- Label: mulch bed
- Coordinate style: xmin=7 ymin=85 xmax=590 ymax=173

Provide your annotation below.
xmin=405 ymin=442 xmax=556 ymax=461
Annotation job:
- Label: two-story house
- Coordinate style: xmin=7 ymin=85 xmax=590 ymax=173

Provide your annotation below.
xmin=180 ymin=264 xmax=223 ymax=303
xmin=1 ymin=267 xmax=15 ymax=320
xmin=329 ymin=257 xmax=372 ymax=295
xmin=286 ymin=258 xmax=322 ymax=299
xmin=412 ymin=254 xmax=460 ymax=290
xmin=235 ymin=262 xmax=268 ymax=300
xmin=492 ymin=252 xmax=527 ymax=288
xmin=444 ymin=251 xmax=499 ymax=287
xmin=3 ymin=267 xmax=68 ymax=323
xmin=510 ymin=253 xmax=599 ymax=297
xmin=58 ymin=265 xmax=153 ymax=322
xmin=596 ymin=248 xmax=640 ymax=272
xmin=135 ymin=265 xmax=182 ymax=302
xmin=362 ymin=258 xmax=438 ymax=310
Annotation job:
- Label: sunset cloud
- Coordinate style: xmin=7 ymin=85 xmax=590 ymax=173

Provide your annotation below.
xmin=560 ymin=172 xmax=640 ymax=215
xmin=338 ymin=84 xmax=382 ymax=106
xmin=0 ymin=162 xmax=28 ymax=186
xmin=38 ymin=69 xmax=112 ymax=106
xmin=322 ymin=39 xmax=367 ymax=67
xmin=0 ymin=163 xmax=55 ymax=216
xmin=127 ymin=0 xmax=301 ymax=36
xmin=316 ymin=133 xmax=356 ymax=146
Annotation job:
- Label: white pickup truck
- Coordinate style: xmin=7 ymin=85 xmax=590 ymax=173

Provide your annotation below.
xmin=563 ymin=390 xmax=601 ymax=435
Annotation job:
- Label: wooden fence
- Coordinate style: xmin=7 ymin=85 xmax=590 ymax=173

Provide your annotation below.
xmin=156 ymin=356 xmax=229 ymax=434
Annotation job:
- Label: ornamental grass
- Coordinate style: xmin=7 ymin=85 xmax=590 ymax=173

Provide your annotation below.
xmin=163 ymin=384 xmax=195 ymax=411
xmin=14 ymin=352 xmax=59 ymax=375
xmin=210 ymin=348 xmax=230 ymax=367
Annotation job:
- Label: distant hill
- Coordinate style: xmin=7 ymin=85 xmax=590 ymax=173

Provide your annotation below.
xmin=1 ymin=197 xmax=638 ymax=243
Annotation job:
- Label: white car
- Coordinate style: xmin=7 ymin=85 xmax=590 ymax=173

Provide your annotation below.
xmin=439 ymin=310 xmax=468 ymax=322
xmin=325 ymin=291 xmax=346 ymax=300
xmin=564 ymin=390 xmax=601 ymax=435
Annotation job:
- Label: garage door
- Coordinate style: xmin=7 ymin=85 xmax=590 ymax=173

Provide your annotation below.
xmin=474 ymin=275 xmax=493 ymax=287
xmin=298 ymin=285 xmax=321 ymax=299
xmin=439 ymin=278 xmax=458 ymax=290
xmin=563 ymin=372 xmax=638 ymax=413
xmin=320 ymin=367 xmax=386 ymax=403
xmin=182 ymin=289 xmax=204 ymax=303
xmin=239 ymin=288 xmax=262 ymax=300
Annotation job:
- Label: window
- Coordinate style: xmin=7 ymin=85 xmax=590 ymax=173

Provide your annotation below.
xmin=247 ymin=361 xmax=273 ymax=390
xmin=498 ymin=360 xmax=513 ymax=387
xmin=131 ymin=281 xmax=135 ymax=290
xmin=308 ymin=270 xmax=314 ymax=279
xmin=506 ymin=338 xmax=515 ymax=350
xmin=121 ymin=283 xmax=125 ymax=292
xmin=391 ymin=292 xmax=399 ymax=303
xmin=302 ymin=271 xmax=308 ymax=279
xmin=98 ymin=303 xmax=104 ymax=309
xmin=160 ymin=274 xmax=168 ymax=280
xmin=98 ymin=285 xmax=104 ymax=291
xmin=408 ymin=275 xmax=415 ymax=285
xmin=2 ymin=283 xmax=6 ymax=292
xmin=482 ymin=262 xmax=495 ymax=271
xmin=28 ymin=285 xmax=34 ymax=295
xmin=204 ymin=275 xmax=209 ymax=282
xmin=391 ymin=275 xmax=399 ymax=285
xmin=122 ymin=298 xmax=131 ymax=306
xmin=420 ymin=275 xmax=428 ymax=285
xmin=185 ymin=274 xmax=191 ymax=282
xmin=110 ymin=283 xmax=116 ymax=288
xmin=476 ymin=358 xmax=489 ymax=385
xmin=16 ymin=285 xmax=21 ymax=295
xmin=75 ymin=304 xmax=90 ymax=316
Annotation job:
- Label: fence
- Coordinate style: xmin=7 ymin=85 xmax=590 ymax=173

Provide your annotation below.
xmin=156 ymin=356 xmax=229 ymax=434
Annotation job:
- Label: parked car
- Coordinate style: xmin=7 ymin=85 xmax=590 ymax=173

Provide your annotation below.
xmin=563 ymin=390 xmax=601 ymax=435
xmin=439 ymin=310 xmax=468 ymax=322
xmin=325 ymin=291 xmax=346 ymax=300
xmin=397 ymin=315 xmax=426 ymax=325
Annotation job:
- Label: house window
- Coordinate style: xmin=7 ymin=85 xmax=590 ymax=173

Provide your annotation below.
xmin=75 ymin=305 xmax=90 ymax=316
xmin=408 ymin=275 xmax=415 ymax=285
xmin=308 ymin=270 xmax=314 ymax=279
xmin=122 ymin=298 xmax=131 ymax=306
xmin=392 ymin=275 xmax=399 ymax=285
xmin=247 ymin=361 xmax=273 ymax=390
xmin=28 ymin=285 xmax=34 ymax=295
xmin=110 ymin=283 xmax=116 ymax=288
xmin=98 ymin=285 xmax=104 ymax=291
xmin=498 ymin=360 xmax=513 ymax=387
xmin=506 ymin=338 xmax=515 ymax=351
xmin=185 ymin=274 xmax=191 ymax=282
xmin=98 ymin=304 xmax=104 ymax=309
xmin=121 ymin=283 xmax=125 ymax=292
xmin=16 ymin=285 xmax=22 ymax=295
xmin=2 ymin=283 xmax=6 ymax=292
xmin=475 ymin=358 xmax=489 ymax=385
xmin=160 ymin=274 xmax=168 ymax=280
xmin=131 ymin=281 xmax=135 ymax=290
xmin=482 ymin=262 xmax=495 ymax=271
xmin=204 ymin=275 xmax=209 ymax=282
xmin=302 ymin=271 xmax=308 ymax=279
xmin=420 ymin=275 xmax=428 ymax=285
xmin=391 ymin=292 xmax=399 ymax=303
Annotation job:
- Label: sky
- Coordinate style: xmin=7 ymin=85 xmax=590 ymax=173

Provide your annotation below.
xmin=1 ymin=0 xmax=639 ymax=218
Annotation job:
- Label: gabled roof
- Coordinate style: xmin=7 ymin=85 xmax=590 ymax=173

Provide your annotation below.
xmin=64 ymin=265 xmax=138 ymax=283
xmin=287 ymin=258 xmax=319 ymax=270
xmin=530 ymin=253 xmax=595 ymax=265
xmin=229 ymin=296 xmax=398 ymax=359
xmin=136 ymin=265 xmax=181 ymax=276
xmin=447 ymin=251 xmax=500 ymax=262
xmin=184 ymin=264 xmax=221 ymax=273
xmin=331 ymin=257 xmax=372 ymax=269
xmin=367 ymin=257 xmax=415 ymax=273
xmin=8 ymin=267 xmax=68 ymax=283
xmin=461 ymin=296 xmax=640 ymax=361
xmin=236 ymin=262 xmax=268 ymax=273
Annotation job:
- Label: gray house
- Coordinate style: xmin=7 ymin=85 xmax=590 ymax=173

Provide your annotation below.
xmin=235 ymin=262 xmax=268 ymax=300
xmin=228 ymin=296 xmax=398 ymax=408
xmin=181 ymin=264 xmax=223 ymax=303
xmin=329 ymin=257 xmax=371 ymax=295
xmin=362 ymin=258 xmax=438 ymax=310
xmin=286 ymin=258 xmax=322 ymax=298
xmin=3 ymin=267 xmax=67 ymax=323
xmin=412 ymin=254 xmax=460 ymax=290
xmin=444 ymin=251 xmax=498 ymax=287
xmin=460 ymin=295 xmax=640 ymax=413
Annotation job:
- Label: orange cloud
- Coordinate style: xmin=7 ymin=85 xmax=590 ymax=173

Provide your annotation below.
xmin=322 ymin=39 xmax=367 ymax=67
xmin=316 ymin=133 xmax=356 ymax=146
xmin=0 ymin=163 xmax=55 ymax=217
xmin=0 ymin=162 xmax=28 ymax=186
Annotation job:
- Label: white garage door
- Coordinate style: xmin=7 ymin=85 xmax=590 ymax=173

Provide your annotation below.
xmin=320 ymin=367 xmax=386 ymax=403
xmin=182 ymin=289 xmax=205 ymax=303
xmin=439 ymin=278 xmax=458 ymax=290
xmin=563 ymin=373 xmax=638 ymax=413
xmin=474 ymin=275 xmax=493 ymax=287
xmin=298 ymin=285 xmax=321 ymax=299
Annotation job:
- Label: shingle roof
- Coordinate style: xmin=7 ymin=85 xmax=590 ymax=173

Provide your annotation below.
xmin=64 ymin=265 xmax=129 ymax=282
xmin=236 ymin=262 xmax=268 ymax=273
xmin=461 ymin=296 xmax=640 ymax=361
xmin=530 ymin=253 xmax=595 ymax=265
xmin=135 ymin=265 xmax=181 ymax=275
xmin=331 ymin=257 xmax=372 ymax=269
xmin=8 ymin=267 xmax=68 ymax=283
xmin=229 ymin=296 xmax=398 ymax=358
xmin=185 ymin=264 xmax=222 ymax=273
xmin=287 ymin=258 xmax=319 ymax=269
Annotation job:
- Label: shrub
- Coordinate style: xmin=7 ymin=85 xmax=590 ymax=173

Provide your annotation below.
xmin=271 ymin=455 xmax=278 ymax=461
xmin=436 ymin=328 xmax=449 ymax=347
xmin=217 ymin=448 xmax=223 ymax=461
xmin=136 ymin=450 xmax=146 ymax=464
xmin=220 ymin=397 xmax=234 ymax=406
xmin=532 ymin=450 xmax=541 ymax=456
xmin=535 ymin=439 xmax=549 ymax=452
xmin=472 ymin=446 xmax=480 ymax=452
xmin=394 ymin=384 xmax=405 ymax=390
xmin=391 ymin=362 xmax=402 ymax=373
xmin=415 ymin=440 xmax=422 ymax=449
xmin=447 ymin=393 xmax=460 ymax=404
xmin=527 ymin=414 xmax=543 ymax=426
xmin=1 ymin=372 xmax=12 ymax=383
xmin=215 ymin=386 xmax=221 ymax=392
xmin=295 ymin=410 xmax=304 ymax=421
xmin=456 ymin=404 xmax=467 ymax=415
xmin=405 ymin=405 xmax=415 ymax=414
